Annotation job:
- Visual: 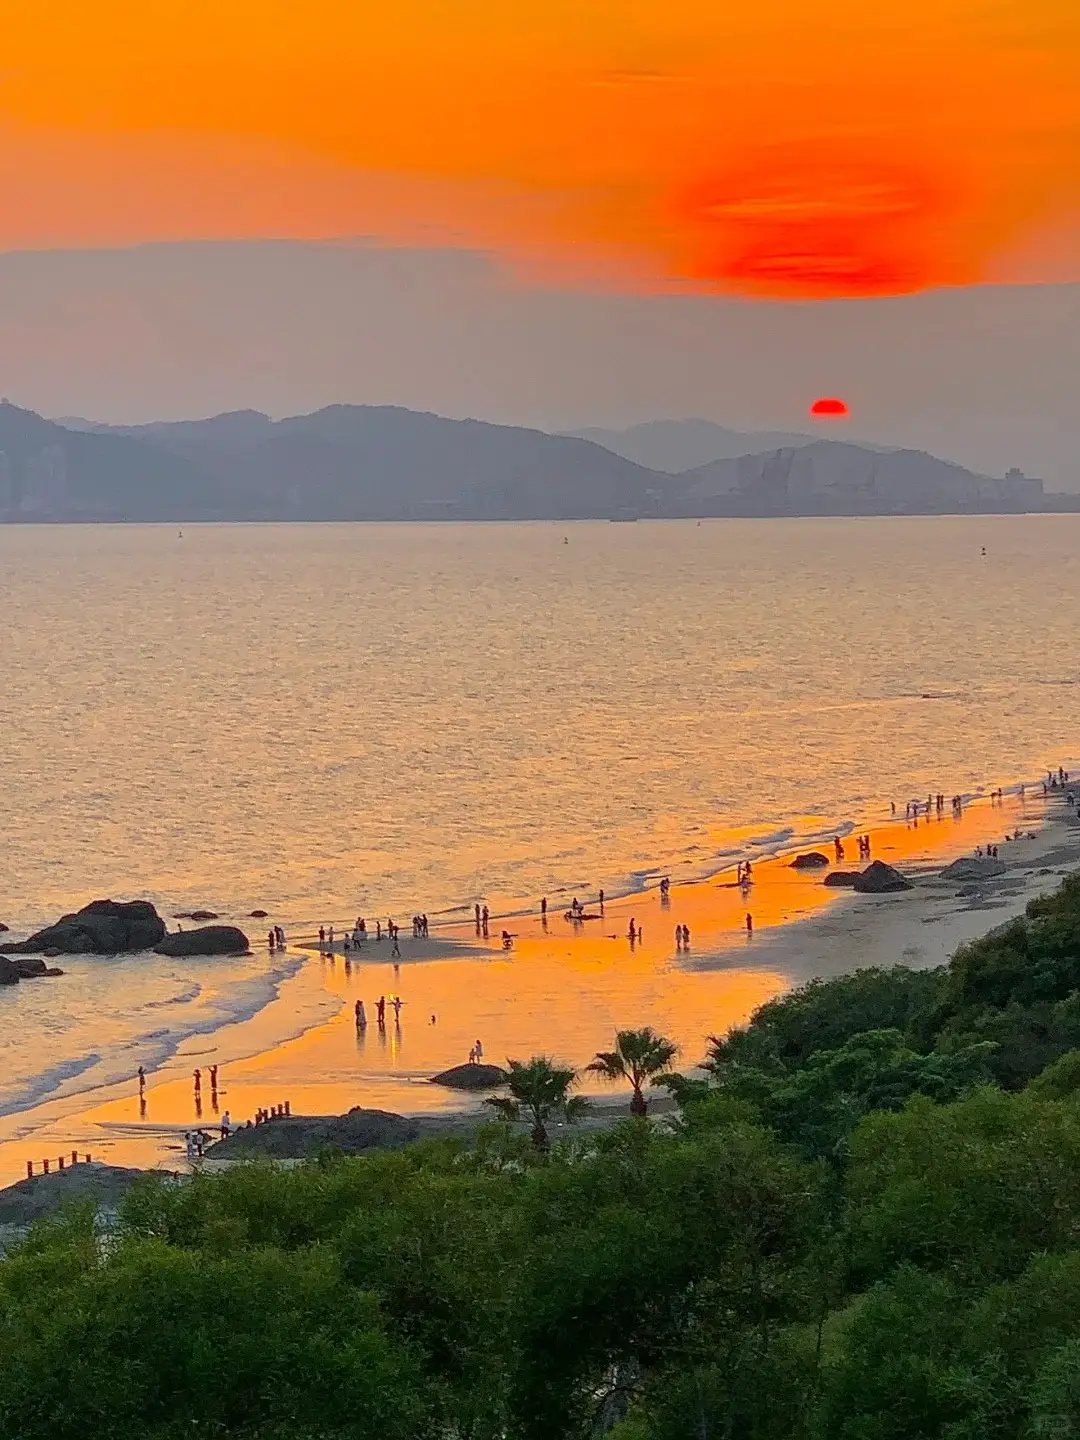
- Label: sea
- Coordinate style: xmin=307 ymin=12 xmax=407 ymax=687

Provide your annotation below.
xmin=1 ymin=515 xmax=1079 ymax=1130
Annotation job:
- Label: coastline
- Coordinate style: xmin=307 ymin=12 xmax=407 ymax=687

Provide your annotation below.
xmin=0 ymin=782 xmax=1072 ymax=1185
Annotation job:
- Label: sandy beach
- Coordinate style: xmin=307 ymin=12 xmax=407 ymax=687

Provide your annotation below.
xmin=0 ymin=783 xmax=1074 ymax=1186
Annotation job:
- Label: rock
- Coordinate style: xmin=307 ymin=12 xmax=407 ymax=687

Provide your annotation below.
xmin=11 ymin=957 xmax=48 ymax=979
xmin=44 ymin=968 xmax=64 ymax=977
xmin=154 ymin=925 xmax=250 ymax=957
xmin=249 ymin=910 xmax=269 ymax=919
xmin=852 ymin=861 xmax=914 ymax=894
xmin=939 ymin=856 xmax=1007 ymax=882
xmin=0 ymin=958 xmax=20 ymax=986
xmin=790 ymin=852 xmax=831 ymax=869
xmin=189 ymin=910 xmax=219 ymax=921
xmin=209 ymin=1108 xmax=452 ymax=1160
xmin=0 ymin=1163 xmax=149 ymax=1227
xmin=0 ymin=922 xmax=8 ymax=933
xmin=0 ymin=899 xmax=166 ymax=956
xmin=430 ymin=1063 xmax=509 ymax=1091
xmin=43 ymin=948 xmax=60 ymax=958
xmin=823 ymin=871 xmax=861 ymax=888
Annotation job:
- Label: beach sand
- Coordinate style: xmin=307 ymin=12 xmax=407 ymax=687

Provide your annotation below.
xmin=1 ymin=787 xmax=1075 ymax=1185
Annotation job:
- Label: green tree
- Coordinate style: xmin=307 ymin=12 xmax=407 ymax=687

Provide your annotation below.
xmin=485 ymin=1056 xmax=589 ymax=1150
xmin=587 ymin=1027 xmax=679 ymax=1116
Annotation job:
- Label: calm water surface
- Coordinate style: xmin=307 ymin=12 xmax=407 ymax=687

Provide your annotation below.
xmin=1 ymin=517 xmax=1078 ymax=1128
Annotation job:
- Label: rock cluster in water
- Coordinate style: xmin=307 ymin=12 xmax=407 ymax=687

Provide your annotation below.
xmin=154 ymin=926 xmax=250 ymax=957
xmin=0 ymin=899 xmax=166 ymax=956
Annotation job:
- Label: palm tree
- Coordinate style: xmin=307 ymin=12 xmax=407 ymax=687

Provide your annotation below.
xmin=587 ymin=1027 xmax=678 ymax=1116
xmin=485 ymin=1056 xmax=590 ymax=1151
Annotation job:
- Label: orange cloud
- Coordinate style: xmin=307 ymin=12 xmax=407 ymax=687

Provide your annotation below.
xmin=0 ymin=0 xmax=1077 ymax=297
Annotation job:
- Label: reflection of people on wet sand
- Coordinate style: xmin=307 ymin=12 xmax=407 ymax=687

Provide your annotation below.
xmin=501 ymin=930 xmax=514 ymax=950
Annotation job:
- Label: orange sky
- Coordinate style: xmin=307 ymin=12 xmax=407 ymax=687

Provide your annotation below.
xmin=2 ymin=0 xmax=1078 ymax=296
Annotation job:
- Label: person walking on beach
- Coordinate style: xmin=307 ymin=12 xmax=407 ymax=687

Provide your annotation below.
xmin=220 ymin=1111 xmax=231 ymax=1141
xmin=745 ymin=913 xmax=753 ymax=936
xmin=193 ymin=1068 xmax=202 ymax=1098
xmin=675 ymin=924 xmax=682 ymax=950
xmin=628 ymin=918 xmax=637 ymax=943
xmin=268 ymin=929 xmax=276 ymax=951
xmin=137 ymin=1065 xmax=146 ymax=1095
xmin=475 ymin=903 xmax=482 ymax=931
xmin=391 ymin=931 xmax=401 ymax=959
xmin=355 ymin=999 xmax=366 ymax=1029
xmin=599 ymin=888 xmax=605 ymax=911
xmin=376 ymin=996 xmax=386 ymax=1027
xmin=682 ymin=925 xmax=691 ymax=949
xmin=392 ymin=995 xmax=403 ymax=1023
xmin=540 ymin=896 xmax=547 ymax=918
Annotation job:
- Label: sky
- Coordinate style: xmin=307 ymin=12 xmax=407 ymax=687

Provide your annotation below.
xmin=1 ymin=2 xmax=1078 ymax=465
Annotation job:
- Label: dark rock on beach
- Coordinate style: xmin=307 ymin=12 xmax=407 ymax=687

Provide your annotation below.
xmin=189 ymin=910 xmax=220 ymax=921
xmin=209 ymin=1107 xmax=465 ymax=1160
xmin=249 ymin=909 xmax=269 ymax=918
xmin=939 ymin=856 xmax=1008 ymax=882
xmin=0 ymin=1163 xmax=150 ymax=1228
xmin=0 ymin=959 xmax=19 ymax=986
xmin=0 ymin=899 xmax=166 ymax=956
xmin=823 ymin=871 xmax=861 ymax=888
xmin=0 ymin=922 xmax=8 ymax=933
xmin=154 ymin=925 xmax=250 ymax=957
xmin=852 ymin=861 xmax=914 ymax=894
xmin=790 ymin=852 xmax=831 ymax=869
xmin=430 ymin=1063 xmax=509 ymax=1091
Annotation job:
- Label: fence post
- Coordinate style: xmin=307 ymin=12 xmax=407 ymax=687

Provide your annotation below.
xmin=26 ymin=1161 xmax=32 ymax=1179
xmin=43 ymin=1158 xmax=49 ymax=1174
xmin=72 ymin=1151 xmax=78 ymax=1166
xmin=58 ymin=1156 xmax=64 ymax=1170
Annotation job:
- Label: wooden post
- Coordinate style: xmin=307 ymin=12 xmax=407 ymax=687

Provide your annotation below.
xmin=72 ymin=1151 xmax=78 ymax=1166
xmin=43 ymin=1158 xmax=49 ymax=1174
xmin=26 ymin=1161 xmax=32 ymax=1179
xmin=284 ymin=1100 xmax=291 ymax=1116
xmin=58 ymin=1156 xmax=64 ymax=1170
xmin=85 ymin=1153 xmax=91 ymax=1163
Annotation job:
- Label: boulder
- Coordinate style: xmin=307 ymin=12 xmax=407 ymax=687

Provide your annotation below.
xmin=189 ymin=910 xmax=219 ymax=921
xmin=939 ymin=856 xmax=1007 ymax=882
xmin=0 ymin=958 xmax=20 ymax=986
xmin=211 ymin=1108 xmax=431 ymax=1160
xmin=0 ymin=922 xmax=8 ymax=933
xmin=0 ymin=899 xmax=166 ymax=956
xmin=790 ymin=852 xmax=830 ymax=869
xmin=249 ymin=910 xmax=269 ymax=919
xmin=154 ymin=925 xmax=250 ymax=957
xmin=11 ymin=957 xmax=48 ymax=979
xmin=430 ymin=1063 xmax=509 ymax=1091
xmin=823 ymin=871 xmax=861 ymax=888
xmin=852 ymin=861 xmax=914 ymax=894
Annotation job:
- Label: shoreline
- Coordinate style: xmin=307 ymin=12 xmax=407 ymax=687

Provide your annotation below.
xmin=0 ymin=784 xmax=1073 ymax=1184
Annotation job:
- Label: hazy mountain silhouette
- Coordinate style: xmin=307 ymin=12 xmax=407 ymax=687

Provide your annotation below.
xmin=0 ymin=402 xmax=220 ymax=520
xmin=0 ymin=402 xmax=1063 ymax=521
xmin=565 ymin=419 xmax=816 ymax=471
xmin=661 ymin=440 xmax=1047 ymax=516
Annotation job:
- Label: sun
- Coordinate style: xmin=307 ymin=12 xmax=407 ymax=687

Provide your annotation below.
xmin=809 ymin=397 xmax=850 ymax=418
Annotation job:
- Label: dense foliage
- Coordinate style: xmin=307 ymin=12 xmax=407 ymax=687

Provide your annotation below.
xmin=6 ymin=873 xmax=1080 ymax=1437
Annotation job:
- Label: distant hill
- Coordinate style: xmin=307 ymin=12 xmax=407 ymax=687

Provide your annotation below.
xmin=0 ymin=402 xmax=1063 ymax=521
xmin=658 ymin=440 xmax=1047 ymax=516
xmin=564 ymin=419 xmax=816 ymax=471
xmin=0 ymin=403 xmax=220 ymax=520
xmin=86 ymin=405 xmax=654 ymax=521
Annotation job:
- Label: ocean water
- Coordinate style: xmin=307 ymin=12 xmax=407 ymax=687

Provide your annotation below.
xmin=2 ymin=515 xmax=1079 ymax=1125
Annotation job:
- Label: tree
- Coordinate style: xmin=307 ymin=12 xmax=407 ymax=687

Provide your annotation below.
xmin=485 ymin=1056 xmax=589 ymax=1150
xmin=588 ymin=1027 xmax=679 ymax=1116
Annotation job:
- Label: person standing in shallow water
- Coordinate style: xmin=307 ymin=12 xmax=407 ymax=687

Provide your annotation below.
xmin=745 ymin=913 xmax=753 ymax=936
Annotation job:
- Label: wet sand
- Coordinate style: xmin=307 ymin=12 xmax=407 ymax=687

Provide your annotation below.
xmin=0 ymin=787 xmax=1073 ymax=1185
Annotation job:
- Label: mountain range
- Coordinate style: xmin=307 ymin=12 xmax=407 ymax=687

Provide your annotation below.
xmin=0 ymin=402 xmax=1063 ymax=522
xmin=563 ymin=419 xmax=818 ymax=472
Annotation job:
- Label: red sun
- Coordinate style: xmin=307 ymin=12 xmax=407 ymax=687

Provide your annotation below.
xmin=810 ymin=397 xmax=850 ymax=417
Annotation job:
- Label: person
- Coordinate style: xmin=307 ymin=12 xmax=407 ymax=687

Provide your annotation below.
xmin=355 ymin=998 xmax=366 ymax=1029
xmin=468 ymin=1044 xmax=478 ymax=1064
xmin=745 ymin=912 xmax=753 ymax=936
xmin=391 ymin=931 xmax=401 ymax=959
xmin=890 ymin=800 xmax=896 ymax=816
xmin=268 ymin=928 xmax=276 ymax=951
xmin=193 ymin=1068 xmax=202 ymax=1096
xmin=628 ymin=919 xmax=637 ymax=942
xmin=209 ymin=1065 xmax=218 ymax=1092
xmin=481 ymin=905 xmax=489 ymax=936
xmin=430 ymin=1013 xmax=437 ymax=1025
xmin=501 ymin=930 xmax=513 ymax=950
xmin=137 ymin=1065 xmax=146 ymax=1094
xmin=328 ymin=925 xmax=335 ymax=945
xmin=319 ymin=925 xmax=325 ymax=945
xmin=833 ymin=836 xmax=844 ymax=862
xmin=392 ymin=995 xmax=403 ymax=1023
xmin=540 ymin=896 xmax=547 ymax=917
xmin=343 ymin=935 xmax=351 ymax=954
xmin=682 ymin=925 xmax=691 ymax=948
xmin=220 ymin=1111 xmax=231 ymax=1141
xmin=376 ymin=995 xmax=386 ymax=1026
xmin=675 ymin=924 xmax=682 ymax=950
xmin=599 ymin=888 xmax=605 ymax=910
xmin=184 ymin=1131 xmax=197 ymax=1163
xmin=474 ymin=1039 xmax=484 ymax=1062
xmin=475 ymin=903 xmax=482 ymax=929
